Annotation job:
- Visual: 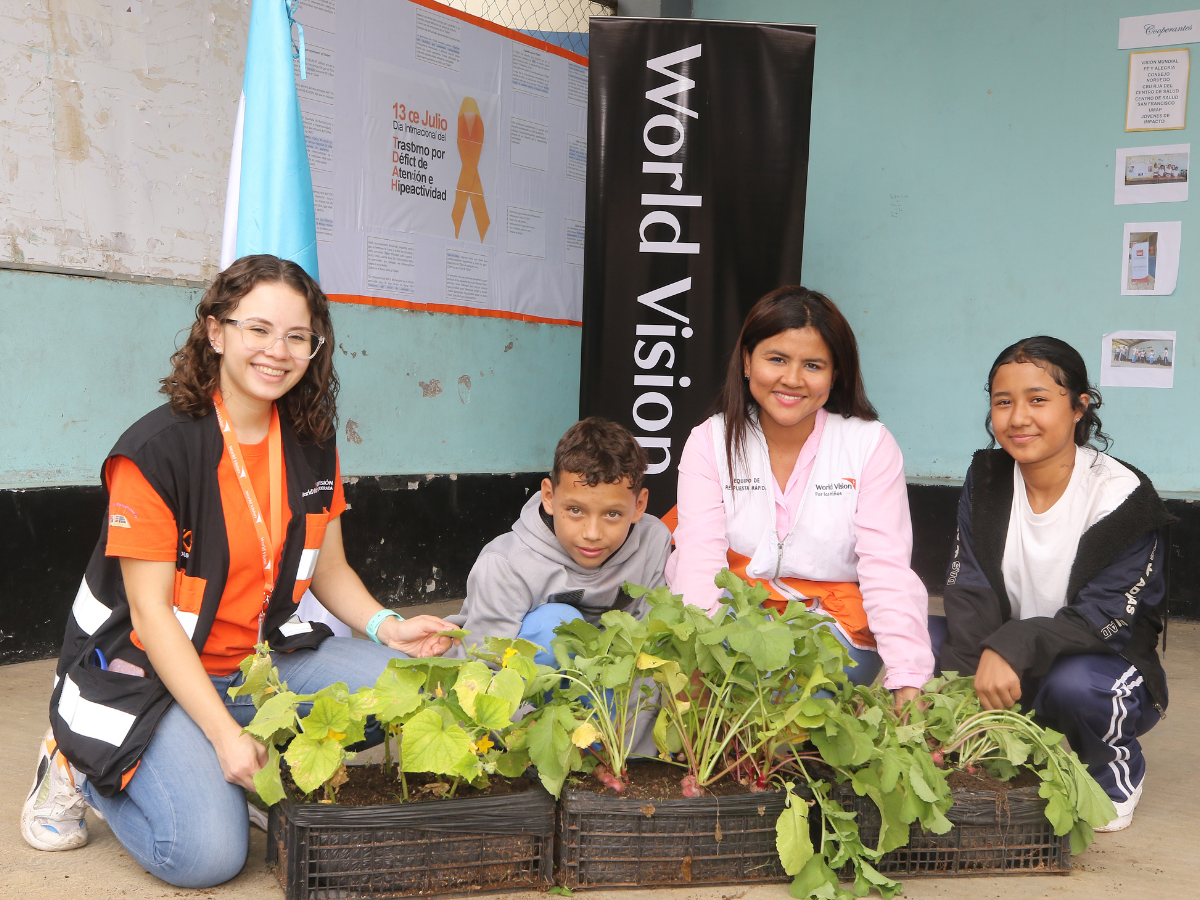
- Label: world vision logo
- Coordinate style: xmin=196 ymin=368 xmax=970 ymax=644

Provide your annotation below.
xmin=814 ymin=477 xmax=858 ymax=498
xmin=180 ymin=530 xmax=193 ymax=560
xmin=451 ymin=97 xmax=490 ymax=241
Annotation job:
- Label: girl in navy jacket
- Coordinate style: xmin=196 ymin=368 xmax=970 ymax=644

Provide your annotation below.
xmin=936 ymin=336 xmax=1171 ymax=833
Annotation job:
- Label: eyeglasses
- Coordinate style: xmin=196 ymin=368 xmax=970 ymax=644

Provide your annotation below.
xmin=223 ymin=319 xmax=325 ymax=360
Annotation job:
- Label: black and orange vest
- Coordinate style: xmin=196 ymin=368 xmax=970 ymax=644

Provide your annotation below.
xmin=49 ymin=403 xmax=339 ymax=797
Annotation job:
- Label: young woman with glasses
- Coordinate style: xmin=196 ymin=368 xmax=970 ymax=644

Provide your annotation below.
xmin=22 ymin=255 xmax=458 ymax=887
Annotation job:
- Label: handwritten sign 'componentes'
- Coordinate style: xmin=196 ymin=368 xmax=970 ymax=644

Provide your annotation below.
xmin=1127 ymin=49 xmax=1190 ymax=131
xmin=1119 ymin=10 xmax=1200 ymax=49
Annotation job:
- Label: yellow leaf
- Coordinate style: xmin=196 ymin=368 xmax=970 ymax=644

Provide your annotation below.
xmin=636 ymin=652 xmax=669 ymax=670
xmin=571 ymin=722 xmax=600 ymax=748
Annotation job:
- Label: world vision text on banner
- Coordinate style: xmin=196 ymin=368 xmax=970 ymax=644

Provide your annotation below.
xmin=580 ymin=18 xmax=816 ymax=515
xmin=315 ymin=0 xmax=588 ymax=326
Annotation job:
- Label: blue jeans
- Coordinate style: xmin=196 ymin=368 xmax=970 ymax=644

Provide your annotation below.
xmin=517 ymin=602 xmax=584 ymax=666
xmin=80 ymin=638 xmax=406 ymax=889
xmin=822 ymin=623 xmax=883 ymax=687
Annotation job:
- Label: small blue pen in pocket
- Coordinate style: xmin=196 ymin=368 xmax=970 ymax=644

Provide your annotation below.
xmin=91 ymin=648 xmax=108 ymax=670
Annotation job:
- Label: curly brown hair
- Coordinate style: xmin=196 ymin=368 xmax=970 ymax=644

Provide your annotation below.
xmin=551 ymin=417 xmax=649 ymax=493
xmin=159 ymin=254 xmax=339 ymax=444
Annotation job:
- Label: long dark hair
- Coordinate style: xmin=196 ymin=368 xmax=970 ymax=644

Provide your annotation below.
xmin=715 ymin=286 xmax=877 ymax=472
xmin=984 ymin=336 xmax=1110 ymax=451
xmin=159 ymin=254 xmax=339 ymax=444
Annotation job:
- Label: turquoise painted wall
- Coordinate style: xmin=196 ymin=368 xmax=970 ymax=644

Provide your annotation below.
xmin=696 ymin=0 xmax=1200 ymax=492
xmin=0 ymin=269 xmax=578 ymax=487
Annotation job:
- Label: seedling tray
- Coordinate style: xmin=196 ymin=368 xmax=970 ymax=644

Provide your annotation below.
xmin=834 ymin=782 xmax=1071 ymax=877
xmin=557 ymin=786 xmax=791 ymax=888
xmin=267 ymin=782 xmax=555 ymax=899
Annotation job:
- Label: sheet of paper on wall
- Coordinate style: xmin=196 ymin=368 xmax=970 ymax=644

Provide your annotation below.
xmin=1115 ymin=144 xmax=1189 ymax=203
xmin=1100 ymin=330 xmax=1176 ymax=389
xmin=1126 ymin=49 xmax=1190 ymax=131
xmin=1120 ymin=221 xmax=1181 ymax=295
xmin=1119 ymin=10 xmax=1200 ymax=49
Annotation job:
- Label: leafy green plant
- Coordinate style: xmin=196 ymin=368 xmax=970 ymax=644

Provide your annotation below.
xmin=547 ymin=611 xmax=664 ymax=792
xmin=230 ymin=644 xmax=370 ymax=804
xmin=624 ymin=576 xmax=952 ymax=897
xmin=912 ymin=673 xmax=1117 ymax=854
xmin=631 ymin=572 xmax=860 ymax=797
xmin=363 ymin=636 xmax=585 ymax=800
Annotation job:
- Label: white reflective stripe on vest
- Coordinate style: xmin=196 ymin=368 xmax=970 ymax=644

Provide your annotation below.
xmin=72 ymin=577 xmax=112 ymax=635
xmin=297 ymin=548 xmax=320 ymax=581
xmin=57 ymin=674 xmax=136 ymax=747
xmin=711 ymin=412 xmax=883 ymax=584
xmin=174 ymin=609 xmax=199 ymax=639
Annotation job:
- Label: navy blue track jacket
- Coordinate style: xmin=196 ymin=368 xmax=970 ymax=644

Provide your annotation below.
xmin=940 ymin=449 xmax=1173 ymax=710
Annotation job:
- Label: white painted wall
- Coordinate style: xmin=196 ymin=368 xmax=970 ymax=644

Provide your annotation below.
xmin=0 ymin=0 xmax=250 ymax=281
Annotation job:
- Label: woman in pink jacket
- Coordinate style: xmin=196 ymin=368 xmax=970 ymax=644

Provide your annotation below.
xmin=666 ymin=287 xmax=934 ymax=705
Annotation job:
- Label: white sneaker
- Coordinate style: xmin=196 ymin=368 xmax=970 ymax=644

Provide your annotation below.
xmin=247 ymin=800 xmax=269 ymax=832
xmin=1095 ymin=781 xmax=1143 ymax=833
xmin=21 ymin=729 xmax=89 ymax=851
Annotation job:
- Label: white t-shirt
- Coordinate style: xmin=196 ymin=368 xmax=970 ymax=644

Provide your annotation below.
xmin=1002 ymin=446 xmax=1139 ymax=620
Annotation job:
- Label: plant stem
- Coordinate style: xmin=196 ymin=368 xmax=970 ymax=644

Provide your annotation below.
xmin=398 ymin=727 xmax=408 ymax=801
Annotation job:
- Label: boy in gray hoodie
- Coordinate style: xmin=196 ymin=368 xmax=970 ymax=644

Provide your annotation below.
xmin=447 ymin=418 xmax=673 ymax=663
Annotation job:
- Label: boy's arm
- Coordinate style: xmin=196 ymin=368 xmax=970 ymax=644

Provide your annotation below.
xmin=450 ymin=550 xmax=536 ymax=658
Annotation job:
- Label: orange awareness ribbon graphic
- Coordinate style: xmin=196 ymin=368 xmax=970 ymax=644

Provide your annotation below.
xmin=450 ymin=97 xmax=490 ymax=241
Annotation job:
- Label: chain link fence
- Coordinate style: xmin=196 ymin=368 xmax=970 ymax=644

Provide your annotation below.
xmin=439 ymin=0 xmax=616 ymax=57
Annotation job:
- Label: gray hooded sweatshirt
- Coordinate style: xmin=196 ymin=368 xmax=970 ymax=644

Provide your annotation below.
xmin=446 ymin=493 xmax=673 ymax=658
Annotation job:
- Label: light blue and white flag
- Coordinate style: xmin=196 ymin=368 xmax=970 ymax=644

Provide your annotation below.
xmin=220 ymin=0 xmax=319 ymax=280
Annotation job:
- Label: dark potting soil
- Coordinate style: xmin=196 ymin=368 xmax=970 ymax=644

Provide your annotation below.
xmin=574 ymin=758 xmax=774 ymax=800
xmin=283 ymin=763 xmax=532 ymax=807
xmin=947 ymin=767 xmax=1042 ymax=794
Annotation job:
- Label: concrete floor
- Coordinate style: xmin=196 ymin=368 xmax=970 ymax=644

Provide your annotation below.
xmin=3 ymin=617 xmax=1195 ymax=900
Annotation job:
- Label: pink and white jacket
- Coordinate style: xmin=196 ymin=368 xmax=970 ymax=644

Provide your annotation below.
xmin=664 ymin=408 xmax=935 ymax=690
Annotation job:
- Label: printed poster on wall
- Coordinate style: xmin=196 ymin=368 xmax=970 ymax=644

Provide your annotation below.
xmin=1101 ymin=330 xmax=1176 ymax=389
xmin=1120 ymin=221 xmax=1182 ymax=294
xmin=299 ymin=0 xmax=587 ymax=325
xmin=1114 ymin=143 xmax=1189 ymax=204
xmin=1126 ymin=48 xmax=1190 ymax=131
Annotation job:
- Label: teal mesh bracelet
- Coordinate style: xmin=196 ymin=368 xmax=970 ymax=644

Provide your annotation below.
xmin=366 ymin=609 xmax=404 ymax=644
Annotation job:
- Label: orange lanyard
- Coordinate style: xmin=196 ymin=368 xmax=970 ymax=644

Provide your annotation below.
xmin=213 ymin=394 xmax=283 ymax=640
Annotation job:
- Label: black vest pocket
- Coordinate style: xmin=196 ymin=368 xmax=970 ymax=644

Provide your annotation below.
xmin=268 ymin=620 xmax=335 ymax=652
xmin=49 ymin=646 xmax=174 ymax=798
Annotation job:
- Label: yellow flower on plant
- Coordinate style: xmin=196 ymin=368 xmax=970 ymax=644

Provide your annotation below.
xmin=501 ymin=647 xmax=519 ymax=668
xmin=473 ymin=735 xmax=495 ymax=755
xmin=328 ymin=730 xmax=346 ymax=742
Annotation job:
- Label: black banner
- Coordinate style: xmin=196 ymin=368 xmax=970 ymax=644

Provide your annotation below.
xmin=580 ymin=17 xmax=816 ymax=517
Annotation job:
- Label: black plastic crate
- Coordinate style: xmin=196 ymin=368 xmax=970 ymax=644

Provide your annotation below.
xmin=557 ymin=787 xmax=791 ymax=888
xmin=832 ymin=782 xmax=1071 ymax=877
xmin=267 ymin=782 xmax=555 ymax=899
